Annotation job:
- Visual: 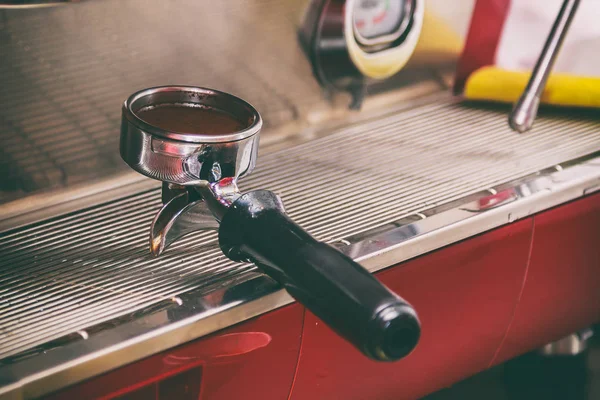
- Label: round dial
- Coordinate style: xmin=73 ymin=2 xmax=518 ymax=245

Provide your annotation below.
xmin=353 ymin=0 xmax=410 ymax=45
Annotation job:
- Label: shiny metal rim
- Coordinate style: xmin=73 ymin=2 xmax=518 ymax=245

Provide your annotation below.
xmin=124 ymin=85 xmax=263 ymax=143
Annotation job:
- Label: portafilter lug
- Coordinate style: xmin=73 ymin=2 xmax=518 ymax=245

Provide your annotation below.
xmin=120 ymin=86 xmax=421 ymax=362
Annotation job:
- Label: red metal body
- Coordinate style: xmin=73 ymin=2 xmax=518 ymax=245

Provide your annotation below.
xmin=45 ymin=193 xmax=600 ymax=400
xmin=491 ymin=193 xmax=600 ymax=365
xmin=289 ymin=218 xmax=533 ymax=400
xmin=46 ymin=305 xmax=304 ymax=400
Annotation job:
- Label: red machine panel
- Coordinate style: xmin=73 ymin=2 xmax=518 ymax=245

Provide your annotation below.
xmin=491 ymin=193 xmax=600 ymax=365
xmin=45 ymin=304 xmax=303 ymax=400
xmin=289 ymin=218 xmax=533 ymax=400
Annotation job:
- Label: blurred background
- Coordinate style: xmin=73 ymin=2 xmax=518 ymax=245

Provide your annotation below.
xmin=0 ymin=0 xmax=475 ymax=205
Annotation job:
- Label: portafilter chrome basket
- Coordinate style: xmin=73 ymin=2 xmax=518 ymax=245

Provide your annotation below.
xmin=120 ymin=86 xmax=420 ymax=362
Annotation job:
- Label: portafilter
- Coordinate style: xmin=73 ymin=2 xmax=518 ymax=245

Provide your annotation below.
xmin=120 ymin=86 xmax=420 ymax=361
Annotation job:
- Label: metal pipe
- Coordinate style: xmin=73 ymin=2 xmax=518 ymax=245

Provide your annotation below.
xmin=509 ymin=0 xmax=580 ymax=133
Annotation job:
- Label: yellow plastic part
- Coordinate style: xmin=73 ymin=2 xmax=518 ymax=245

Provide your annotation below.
xmin=464 ymin=66 xmax=600 ymax=108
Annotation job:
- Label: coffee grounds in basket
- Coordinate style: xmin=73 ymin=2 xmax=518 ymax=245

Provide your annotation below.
xmin=137 ymin=104 xmax=245 ymax=135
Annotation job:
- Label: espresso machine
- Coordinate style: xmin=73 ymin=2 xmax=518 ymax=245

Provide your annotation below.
xmin=0 ymin=1 xmax=599 ymax=399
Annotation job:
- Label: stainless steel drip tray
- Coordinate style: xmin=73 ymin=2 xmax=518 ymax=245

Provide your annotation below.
xmin=1 ymin=98 xmax=600 ymax=399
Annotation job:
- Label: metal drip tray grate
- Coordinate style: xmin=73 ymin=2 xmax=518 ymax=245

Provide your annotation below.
xmin=1 ymin=99 xmax=599 ymax=361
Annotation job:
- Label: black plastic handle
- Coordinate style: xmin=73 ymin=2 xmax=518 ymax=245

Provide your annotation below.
xmin=218 ymin=190 xmax=420 ymax=361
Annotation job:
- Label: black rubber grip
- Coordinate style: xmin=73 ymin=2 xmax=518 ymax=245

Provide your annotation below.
xmin=218 ymin=190 xmax=420 ymax=361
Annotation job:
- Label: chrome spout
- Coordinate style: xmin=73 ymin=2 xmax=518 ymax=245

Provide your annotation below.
xmin=508 ymin=0 xmax=580 ymax=133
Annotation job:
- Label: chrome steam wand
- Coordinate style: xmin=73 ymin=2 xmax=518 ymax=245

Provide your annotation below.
xmin=509 ymin=0 xmax=580 ymax=133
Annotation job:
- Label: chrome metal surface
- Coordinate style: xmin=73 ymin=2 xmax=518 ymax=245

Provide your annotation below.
xmin=539 ymin=328 xmax=594 ymax=356
xmin=508 ymin=0 xmax=580 ymax=133
xmin=150 ymin=187 xmax=219 ymax=257
xmin=194 ymin=178 xmax=242 ymax=222
xmin=121 ymin=86 xmax=261 ymax=186
xmin=1 ymin=98 xmax=599 ymax=398
xmin=150 ymin=178 xmax=241 ymax=256
xmin=121 ymin=86 xmax=261 ymax=254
